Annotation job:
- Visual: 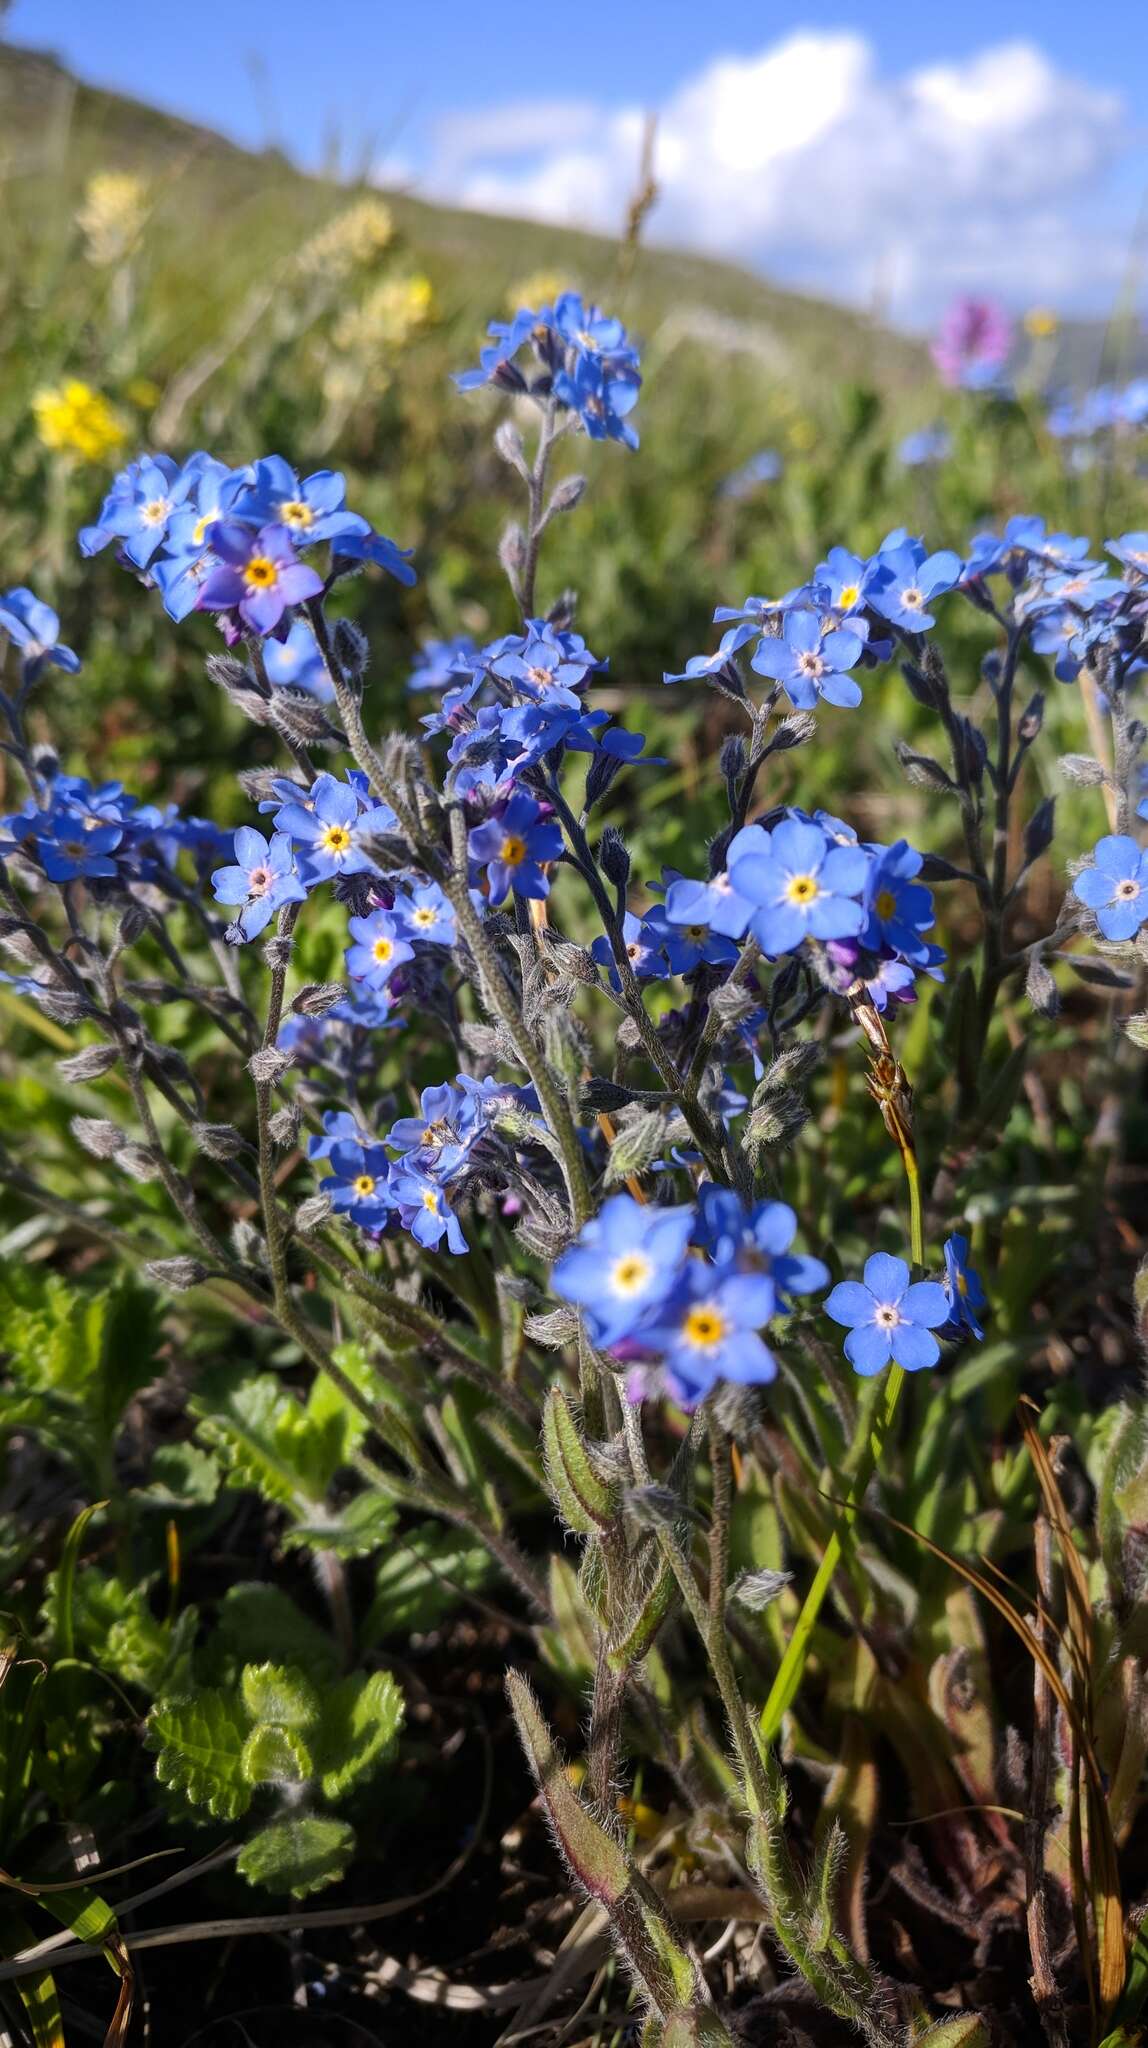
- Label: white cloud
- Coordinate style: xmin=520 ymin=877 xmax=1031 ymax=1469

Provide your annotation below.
xmin=419 ymin=33 xmax=1132 ymax=319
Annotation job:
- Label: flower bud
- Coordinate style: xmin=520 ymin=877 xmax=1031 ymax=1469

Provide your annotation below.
xmin=499 ymin=522 xmax=527 ymax=579
xmin=248 ymin=1045 xmax=293 ymax=1086
xmin=268 ymin=1103 xmax=301 ymax=1147
xmin=146 ymin=1256 xmax=210 ymax=1291
xmin=1059 ymin=753 xmax=1108 ymax=788
xmin=1025 ymin=954 xmax=1060 ymax=1018
xmin=291 ymin=981 xmax=345 ymax=1017
xmin=71 ymin=1116 xmax=126 ymax=1158
xmin=332 ymin=617 xmax=369 ymax=680
xmin=493 ymin=419 xmax=528 ymax=477
xmin=192 ymin=1121 xmax=246 ymax=1160
xmin=598 ymin=826 xmax=630 ymax=890
xmin=57 ymin=1042 xmax=119 ymax=1082
xmin=116 ymin=1142 xmax=163 ymax=1182
xmin=294 ymin=1191 xmax=332 ymax=1233
xmin=545 ymin=474 xmax=587 ymax=517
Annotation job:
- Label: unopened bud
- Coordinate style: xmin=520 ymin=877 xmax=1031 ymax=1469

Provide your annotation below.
xmin=57 ymin=1042 xmax=119 ymax=1083
xmin=294 ymin=1191 xmax=332 ymax=1233
xmin=332 ymin=617 xmax=369 ymax=679
xmin=262 ymin=934 xmax=294 ymax=972
xmin=545 ymin=473 xmax=587 ymax=517
xmin=1025 ymin=954 xmax=1060 ymax=1018
xmin=1059 ymin=753 xmax=1107 ymax=788
xmin=494 ymin=419 xmax=528 ymax=477
xmin=498 ymin=522 xmax=527 ymax=578
xmin=192 ymin=1121 xmax=246 ymax=1160
xmin=116 ymin=1142 xmax=163 ymax=1182
xmin=269 ymin=688 xmax=333 ymax=744
xmin=268 ymin=1103 xmax=301 ymax=1147
xmin=248 ymin=1046 xmax=293 ymax=1086
xmin=598 ymin=826 xmax=630 ymax=890
xmin=71 ymin=1116 xmax=126 ymax=1158
xmin=291 ymin=981 xmax=345 ymax=1017
xmin=146 ymin=1256 xmax=209 ymax=1291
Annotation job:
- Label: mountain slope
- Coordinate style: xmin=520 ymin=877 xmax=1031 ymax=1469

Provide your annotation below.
xmin=0 ymin=38 xmax=927 ymax=394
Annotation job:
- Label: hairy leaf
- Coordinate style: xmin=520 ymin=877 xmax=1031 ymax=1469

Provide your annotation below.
xmin=313 ymin=1670 xmax=404 ymax=1802
xmin=149 ymin=1689 xmax=252 ymax=1820
xmin=235 ymin=1816 xmax=356 ymax=1898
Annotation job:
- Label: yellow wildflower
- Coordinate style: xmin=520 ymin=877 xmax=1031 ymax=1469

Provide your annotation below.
xmin=298 ymin=197 xmax=395 ymax=278
xmin=76 ymin=171 xmax=148 ymax=265
xmin=1024 ymin=306 xmax=1058 ymax=341
xmin=508 ymin=269 xmax=571 ymax=312
xmin=333 ymin=274 xmax=435 ymax=356
xmin=33 ymin=380 xmax=127 ymax=464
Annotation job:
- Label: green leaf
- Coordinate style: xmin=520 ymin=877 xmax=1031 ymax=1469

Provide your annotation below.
xmin=139 ymin=1443 xmax=223 ymax=1511
xmin=240 ymin=1723 xmax=312 ymax=1786
xmin=240 ymin=1663 xmax=320 ymax=1730
xmin=236 ymin=1816 xmax=356 ymax=1898
xmin=207 ymin=1584 xmax=340 ymax=1686
xmin=542 ymin=1386 xmax=619 ymax=1536
xmin=362 ymin=1523 xmax=495 ymax=1641
xmin=283 ymin=1489 xmax=398 ymax=1559
xmin=149 ymin=1689 xmax=252 ymax=1820
xmin=313 ymin=1670 xmax=404 ymax=1802
xmin=52 ymin=1502 xmax=106 ymax=1662
xmin=192 ymin=1366 xmax=362 ymax=1511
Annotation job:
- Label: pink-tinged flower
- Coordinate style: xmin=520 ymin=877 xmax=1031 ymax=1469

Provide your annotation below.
xmin=196 ymin=521 xmax=324 ymax=635
xmin=930 ymin=297 xmax=1013 ymax=390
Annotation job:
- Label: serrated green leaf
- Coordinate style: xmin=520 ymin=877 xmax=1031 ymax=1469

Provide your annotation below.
xmin=313 ymin=1670 xmax=404 ymax=1802
xmin=240 ymin=1663 xmax=320 ymax=1730
xmin=148 ymin=1689 xmax=252 ymax=1821
xmin=240 ymin=1723 xmax=312 ymax=1786
xmin=236 ymin=1816 xmax=355 ymax=1898
xmin=192 ymin=1364 xmax=363 ymax=1513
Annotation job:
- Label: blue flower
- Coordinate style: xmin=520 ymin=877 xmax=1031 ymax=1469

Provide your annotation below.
xmin=0 ymin=589 xmax=81 ymax=681
xmin=407 ymin=635 xmax=479 ymax=693
xmin=942 ymin=1235 xmax=987 ymax=1341
xmin=327 ymin=521 xmax=417 ymax=584
xmin=553 ymin=353 xmax=640 ymax=449
xmin=322 ymin=1140 xmax=394 ymax=1229
xmin=750 ymin=610 xmax=865 ymax=709
xmin=454 ymin=307 xmax=548 ymax=391
xmin=863 ymin=840 xmax=934 ymax=964
xmin=93 ymin=453 xmax=194 ymax=568
xmin=261 ymin=619 xmax=333 ymax=700
xmin=719 ymin=449 xmax=783 ymax=499
xmin=1072 ymin=834 xmax=1148 ymax=941
xmin=345 ymin=909 xmax=414 ymax=989
xmin=386 ymin=1080 xmax=483 ymax=1178
xmin=552 ymin=292 xmax=633 ymax=362
xmin=825 ymin=1253 xmax=950 ymax=1375
xmin=897 ymin=426 xmax=951 ymax=469
xmin=308 ymin=1110 xmax=374 ymax=1161
xmin=389 ymin=1165 xmax=468 ymax=1253
xmin=491 ymin=620 xmax=602 ymax=705
xmin=691 ymin=1190 xmax=828 ymax=1303
xmin=644 ymin=901 xmax=738 ymax=974
xmin=468 ymin=793 xmax=563 ymax=902
xmin=551 ymin=1193 xmax=694 ymax=1349
xmin=729 ymin=816 xmax=868 ymax=956
xmin=391 ymin=881 xmax=456 ymax=946
xmin=868 ymin=544 xmax=962 ymax=630
xmin=210 ymin=826 xmax=307 ymax=940
xmin=591 ymin=911 xmax=668 ymax=987
xmin=812 ymin=547 xmax=877 ymax=615
xmin=1107 ymin=533 xmax=1148 ymax=579
xmin=644 ymin=1264 xmax=780 ymax=1403
xmin=273 ymin=772 xmax=397 ymax=885
xmin=228 ymin=456 xmax=354 ymax=543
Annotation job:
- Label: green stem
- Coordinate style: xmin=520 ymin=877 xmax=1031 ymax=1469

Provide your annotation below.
xmin=759 ymin=1091 xmax=924 ymax=1741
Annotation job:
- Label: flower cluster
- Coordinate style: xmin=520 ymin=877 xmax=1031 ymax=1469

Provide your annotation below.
xmin=1 ymin=768 xmax=228 ymax=893
xmin=929 ymin=295 xmax=1013 ymax=391
xmin=455 ymin=291 xmax=642 ymax=448
xmin=79 ymin=450 xmax=414 ymax=635
xmin=552 ymin=1190 xmax=828 ymax=1406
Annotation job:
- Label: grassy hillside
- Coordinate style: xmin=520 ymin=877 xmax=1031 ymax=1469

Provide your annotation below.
xmin=0 ymin=39 xmax=926 ymax=393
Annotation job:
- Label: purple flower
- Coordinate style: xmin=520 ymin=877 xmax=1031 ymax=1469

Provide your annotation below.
xmin=825 ymin=1253 xmax=950 ymax=1375
xmin=468 ymin=793 xmax=563 ymax=903
xmin=196 ymin=522 xmax=324 ymax=635
xmin=930 ymin=296 xmax=1013 ymax=389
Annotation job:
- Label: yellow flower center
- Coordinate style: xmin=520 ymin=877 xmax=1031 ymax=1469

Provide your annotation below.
xmin=413 ymin=906 xmax=437 ymax=926
xmin=610 ymin=1252 xmax=651 ymax=1296
xmin=501 ymin=833 xmax=527 ymax=866
xmin=956 ymin=1271 xmax=969 ymax=1296
xmin=683 ymin=1305 xmax=727 ymax=1350
xmin=244 ymin=555 xmax=278 ymax=589
xmin=838 ymin=582 xmax=860 ymax=608
xmin=192 ymin=510 xmax=219 ymax=547
xmin=353 ymin=1174 xmax=376 ymax=1197
xmin=142 ymin=496 xmax=170 ymax=526
xmin=785 ymin=873 xmax=819 ymax=904
xmin=874 ymin=889 xmax=897 ymax=921
xmin=422 ymin=1188 xmax=440 ymax=1213
xmin=320 ymin=823 xmax=352 ymax=855
xmin=279 ymin=498 xmax=314 ymax=531
xmin=372 ymin=936 xmax=394 ymax=963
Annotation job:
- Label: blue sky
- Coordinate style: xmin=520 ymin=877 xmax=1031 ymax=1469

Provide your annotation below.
xmin=8 ymin=2 xmax=1147 ymax=321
